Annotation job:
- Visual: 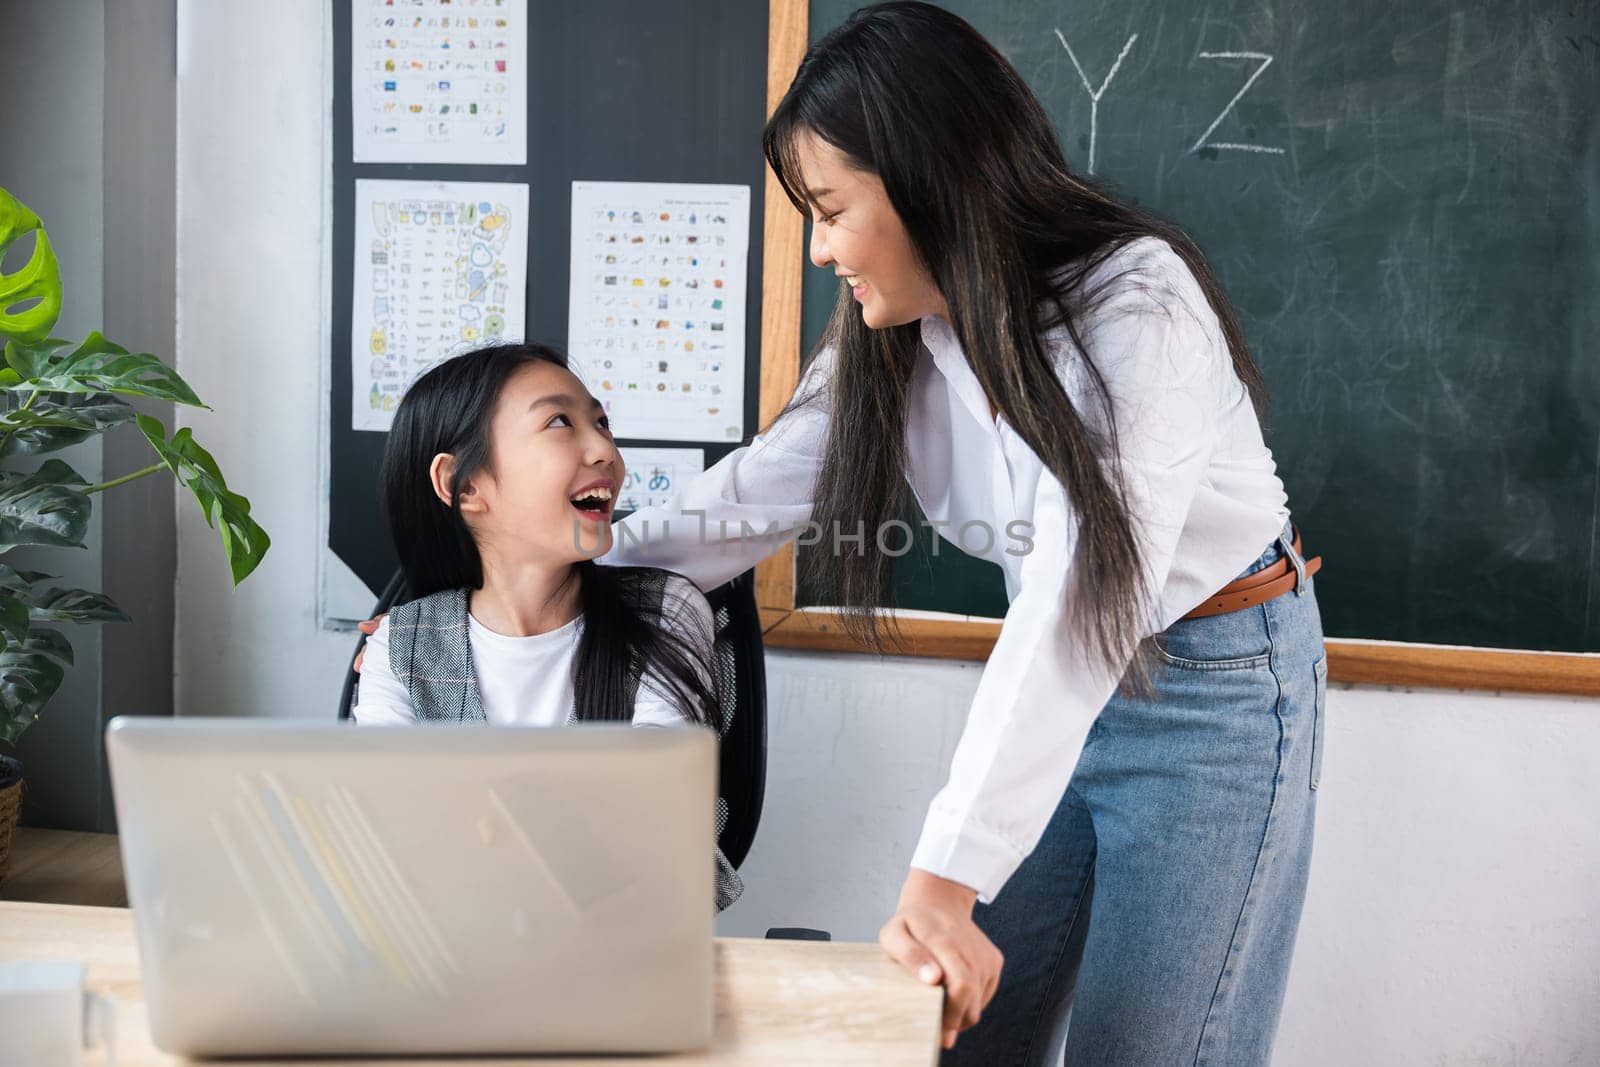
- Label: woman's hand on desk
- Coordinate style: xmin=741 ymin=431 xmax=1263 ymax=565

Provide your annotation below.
xmin=352 ymin=615 xmax=387 ymax=672
xmin=880 ymin=868 xmax=1003 ymax=1051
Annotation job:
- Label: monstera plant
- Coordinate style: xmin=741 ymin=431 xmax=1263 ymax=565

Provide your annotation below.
xmin=0 ymin=186 xmax=268 ymax=865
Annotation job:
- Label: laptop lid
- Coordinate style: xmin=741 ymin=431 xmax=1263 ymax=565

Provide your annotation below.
xmin=105 ymin=718 xmax=715 ymax=1056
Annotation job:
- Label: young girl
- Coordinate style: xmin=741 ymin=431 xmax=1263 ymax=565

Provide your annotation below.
xmin=352 ymin=341 xmax=741 ymax=912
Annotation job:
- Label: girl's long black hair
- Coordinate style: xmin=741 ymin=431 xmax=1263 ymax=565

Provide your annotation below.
xmin=764 ymin=1 xmax=1269 ymax=678
xmin=381 ymin=343 xmax=719 ymax=729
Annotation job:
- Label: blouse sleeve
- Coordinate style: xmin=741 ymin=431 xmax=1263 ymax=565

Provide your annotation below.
xmin=911 ymin=266 xmax=1227 ymax=903
xmin=601 ymin=348 xmax=835 ymax=592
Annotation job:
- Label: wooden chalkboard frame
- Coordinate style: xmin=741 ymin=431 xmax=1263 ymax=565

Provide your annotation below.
xmin=751 ymin=0 xmax=1600 ymax=697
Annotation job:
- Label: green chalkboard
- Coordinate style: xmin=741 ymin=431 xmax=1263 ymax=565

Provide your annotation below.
xmin=796 ymin=0 xmax=1600 ymax=654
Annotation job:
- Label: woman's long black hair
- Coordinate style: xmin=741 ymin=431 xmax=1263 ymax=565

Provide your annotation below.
xmin=381 ymin=342 xmax=720 ymax=729
xmin=764 ymin=1 xmax=1269 ymax=678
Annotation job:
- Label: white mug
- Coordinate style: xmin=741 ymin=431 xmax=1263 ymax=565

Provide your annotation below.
xmin=0 ymin=960 xmax=116 ymax=1067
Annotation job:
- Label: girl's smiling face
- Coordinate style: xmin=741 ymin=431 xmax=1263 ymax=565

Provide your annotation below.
xmin=794 ymin=131 xmax=949 ymax=329
xmin=434 ymin=360 xmax=624 ymax=563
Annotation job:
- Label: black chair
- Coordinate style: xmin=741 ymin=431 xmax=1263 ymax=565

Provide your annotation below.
xmin=337 ymin=568 xmax=822 ymax=937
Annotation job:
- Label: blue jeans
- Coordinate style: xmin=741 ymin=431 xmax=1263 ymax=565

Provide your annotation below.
xmin=946 ymin=522 xmax=1325 ymax=1066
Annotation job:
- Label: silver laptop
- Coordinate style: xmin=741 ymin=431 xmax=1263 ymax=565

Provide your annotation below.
xmin=105 ymin=717 xmax=716 ymax=1057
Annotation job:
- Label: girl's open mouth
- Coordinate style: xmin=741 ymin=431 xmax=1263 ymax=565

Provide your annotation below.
xmin=569 ymin=485 xmax=614 ymax=522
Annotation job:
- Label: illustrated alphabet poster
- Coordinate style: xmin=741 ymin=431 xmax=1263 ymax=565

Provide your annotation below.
xmin=352 ymin=179 xmax=529 ymax=431
xmin=567 ymin=181 xmax=750 ymax=443
xmin=352 ymin=0 xmax=528 ymax=165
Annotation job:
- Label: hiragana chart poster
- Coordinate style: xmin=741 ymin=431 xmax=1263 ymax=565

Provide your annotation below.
xmin=352 ymin=0 xmax=527 ymax=165
xmin=352 ymin=179 xmax=529 ymax=431
xmin=616 ymin=447 xmax=705 ymax=512
xmin=567 ymin=181 xmax=750 ymax=443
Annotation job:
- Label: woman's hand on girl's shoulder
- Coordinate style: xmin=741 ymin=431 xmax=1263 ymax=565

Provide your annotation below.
xmin=352 ymin=614 xmax=388 ymax=673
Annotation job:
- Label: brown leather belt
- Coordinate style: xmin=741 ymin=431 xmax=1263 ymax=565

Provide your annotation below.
xmin=1183 ymin=526 xmax=1323 ymax=619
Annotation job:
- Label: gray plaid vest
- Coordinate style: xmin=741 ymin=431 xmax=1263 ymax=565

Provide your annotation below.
xmin=385 ymin=583 xmax=743 ymax=912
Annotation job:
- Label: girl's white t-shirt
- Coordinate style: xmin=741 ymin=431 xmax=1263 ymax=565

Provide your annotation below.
xmin=352 ymin=573 xmax=712 ymax=729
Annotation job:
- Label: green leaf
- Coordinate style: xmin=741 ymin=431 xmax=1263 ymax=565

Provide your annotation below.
xmin=24 ymin=626 xmax=73 ymax=665
xmin=136 ymin=414 xmax=269 ymax=584
xmin=28 ymin=586 xmax=129 ymax=624
xmin=0 ymin=565 xmax=120 ymax=629
xmin=0 ymin=332 xmax=204 ymax=407
xmin=0 ymin=627 xmax=71 ymax=744
xmin=0 ymin=189 xmax=62 ymax=344
xmin=0 ymin=388 xmax=136 ymax=457
xmin=0 ymin=459 xmax=90 ymax=549
xmin=0 ymin=593 xmax=28 ymax=650
xmin=4 ymin=337 xmax=71 ymax=379
xmin=0 ymin=562 xmax=53 ymax=597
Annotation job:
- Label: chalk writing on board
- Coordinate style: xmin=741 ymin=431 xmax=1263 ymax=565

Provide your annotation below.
xmin=1052 ymin=30 xmax=1139 ymax=176
xmin=1050 ymin=34 xmax=1286 ymax=167
xmin=1190 ymin=52 xmax=1286 ymax=156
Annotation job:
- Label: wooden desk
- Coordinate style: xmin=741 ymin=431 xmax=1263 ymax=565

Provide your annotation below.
xmin=1 ymin=828 xmax=128 ymax=907
xmin=0 ymin=902 xmax=942 ymax=1065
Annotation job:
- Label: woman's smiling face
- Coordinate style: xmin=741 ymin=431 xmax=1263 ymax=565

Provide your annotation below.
xmin=438 ymin=360 xmax=624 ymax=563
xmin=794 ymin=131 xmax=949 ymax=329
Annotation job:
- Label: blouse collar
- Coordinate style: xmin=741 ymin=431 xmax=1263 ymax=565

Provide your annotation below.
xmin=920 ymin=315 xmax=999 ymax=432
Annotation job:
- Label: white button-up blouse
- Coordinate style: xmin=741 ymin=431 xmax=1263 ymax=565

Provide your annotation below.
xmin=606 ymin=236 xmax=1290 ymax=901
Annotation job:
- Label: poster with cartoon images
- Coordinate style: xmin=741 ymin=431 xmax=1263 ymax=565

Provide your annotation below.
xmin=615 ymin=447 xmax=705 ymax=512
xmin=352 ymin=0 xmax=527 ymax=165
xmin=352 ymin=179 xmax=529 ymax=432
xmin=567 ymin=181 xmax=750 ymax=443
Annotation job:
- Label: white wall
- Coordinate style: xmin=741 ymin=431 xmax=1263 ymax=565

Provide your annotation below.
xmin=171 ymin=4 xmax=1600 ymax=1063
xmin=1275 ymin=685 xmax=1599 ymax=1064
xmin=174 ymin=0 xmax=354 ymax=720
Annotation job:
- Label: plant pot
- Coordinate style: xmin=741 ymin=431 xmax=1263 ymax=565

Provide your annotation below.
xmin=0 ymin=755 xmax=21 ymax=889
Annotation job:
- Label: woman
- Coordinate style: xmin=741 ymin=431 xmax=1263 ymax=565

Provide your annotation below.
xmin=607 ymin=3 xmax=1325 ymax=1063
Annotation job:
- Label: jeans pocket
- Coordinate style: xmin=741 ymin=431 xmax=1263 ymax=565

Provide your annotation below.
xmin=1151 ymin=610 xmax=1272 ymax=671
xmin=1152 ymin=638 xmax=1272 ymax=671
xmin=1310 ymin=654 xmax=1328 ymax=790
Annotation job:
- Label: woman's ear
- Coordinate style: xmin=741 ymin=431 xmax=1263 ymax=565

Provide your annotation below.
xmin=428 ymin=453 xmax=479 ymax=511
